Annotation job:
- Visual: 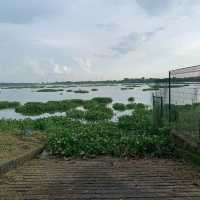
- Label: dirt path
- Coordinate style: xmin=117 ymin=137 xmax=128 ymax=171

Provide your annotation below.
xmin=1 ymin=157 xmax=200 ymax=199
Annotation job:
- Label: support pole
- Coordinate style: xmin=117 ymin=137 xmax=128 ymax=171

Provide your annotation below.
xmin=169 ymin=71 xmax=171 ymax=124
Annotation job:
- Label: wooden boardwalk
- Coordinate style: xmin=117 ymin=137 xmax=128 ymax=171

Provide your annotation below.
xmin=1 ymin=157 xmax=200 ymax=199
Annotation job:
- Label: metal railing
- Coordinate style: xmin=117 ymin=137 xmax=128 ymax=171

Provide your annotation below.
xmin=154 ymin=65 xmax=200 ymax=144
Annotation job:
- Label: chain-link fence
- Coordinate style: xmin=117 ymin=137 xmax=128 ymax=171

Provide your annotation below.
xmin=154 ymin=65 xmax=200 ymax=144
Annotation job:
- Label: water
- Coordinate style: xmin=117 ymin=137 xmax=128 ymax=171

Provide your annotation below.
xmin=0 ymin=84 xmax=153 ymax=120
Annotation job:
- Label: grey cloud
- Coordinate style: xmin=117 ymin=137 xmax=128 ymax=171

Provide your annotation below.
xmin=0 ymin=0 xmax=70 ymax=24
xmin=111 ymin=33 xmax=141 ymax=56
xmin=136 ymin=0 xmax=173 ymax=15
xmin=96 ymin=23 xmax=117 ymax=31
xmin=110 ymin=28 xmax=163 ymax=56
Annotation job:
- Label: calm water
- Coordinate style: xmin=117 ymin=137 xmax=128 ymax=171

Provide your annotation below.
xmin=0 ymin=84 xmax=153 ymax=120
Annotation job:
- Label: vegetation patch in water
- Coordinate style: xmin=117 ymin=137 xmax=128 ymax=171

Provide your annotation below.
xmin=91 ymin=97 xmax=112 ymax=104
xmin=0 ymin=102 xmax=174 ymax=158
xmin=74 ymin=89 xmax=89 ymax=93
xmin=126 ymin=103 xmax=136 ymax=110
xmin=0 ymin=101 xmax=20 ymax=110
xmin=121 ymin=87 xmax=134 ymax=90
xmin=143 ymin=87 xmax=159 ymax=91
xmin=112 ymin=103 xmax=126 ymax=111
xmin=91 ymin=88 xmax=98 ymax=91
xmin=15 ymin=97 xmax=112 ymax=116
xmin=128 ymin=97 xmax=135 ymax=102
xmin=36 ymin=88 xmax=64 ymax=92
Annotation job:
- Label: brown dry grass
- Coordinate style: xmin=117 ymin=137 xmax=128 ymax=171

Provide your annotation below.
xmin=0 ymin=131 xmax=45 ymax=163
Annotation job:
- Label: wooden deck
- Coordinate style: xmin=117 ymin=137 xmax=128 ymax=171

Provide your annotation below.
xmin=1 ymin=157 xmax=200 ymax=199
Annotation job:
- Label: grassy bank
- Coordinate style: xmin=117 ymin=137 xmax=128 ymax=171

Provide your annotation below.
xmin=0 ymin=131 xmax=44 ymax=163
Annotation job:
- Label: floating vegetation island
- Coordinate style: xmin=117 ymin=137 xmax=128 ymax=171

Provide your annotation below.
xmin=74 ymin=89 xmax=89 ymax=93
xmin=36 ymin=88 xmax=64 ymax=92
xmin=91 ymin=88 xmax=98 ymax=91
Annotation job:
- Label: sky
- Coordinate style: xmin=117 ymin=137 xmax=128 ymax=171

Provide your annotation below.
xmin=0 ymin=0 xmax=200 ymax=82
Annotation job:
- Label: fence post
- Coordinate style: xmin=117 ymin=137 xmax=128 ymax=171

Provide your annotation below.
xmin=169 ymin=71 xmax=171 ymax=125
xmin=198 ymin=119 xmax=200 ymax=145
xmin=161 ymin=96 xmax=163 ymax=118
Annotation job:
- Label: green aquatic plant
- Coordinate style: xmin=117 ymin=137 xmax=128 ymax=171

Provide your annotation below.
xmin=0 ymin=101 xmax=20 ymax=110
xmin=74 ymin=89 xmax=89 ymax=93
xmin=0 ymin=101 xmax=174 ymax=158
xmin=112 ymin=103 xmax=126 ymax=111
xmin=118 ymin=104 xmax=152 ymax=132
xmin=46 ymin=120 xmax=173 ymax=157
xmin=36 ymin=89 xmax=64 ymax=92
xmin=126 ymin=103 xmax=135 ymax=110
xmin=91 ymin=97 xmax=112 ymax=104
xmin=14 ymin=98 xmax=112 ymax=116
xmin=91 ymin=88 xmax=98 ymax=91
xmin=128 ymin=97 xmax=135 ymax=102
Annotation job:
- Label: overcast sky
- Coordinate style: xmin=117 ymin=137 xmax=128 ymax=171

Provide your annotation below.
xmin=0 ymin=0 xmax=200 ymax=82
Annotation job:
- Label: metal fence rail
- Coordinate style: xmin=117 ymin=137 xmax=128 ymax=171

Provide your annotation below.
xmin=154 ymin=65 xmax=200 ymax=144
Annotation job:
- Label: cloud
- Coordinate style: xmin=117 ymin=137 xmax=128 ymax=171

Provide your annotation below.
xmin=96 ymin=23 xmax=117 ymax=31
xmin=110 ymin=28 xmax=163 ymax=56
xmin=136 ymin=0 xmax=173 ymax=16
xmin=0 ymin=0 xmax=200 ymax=81
xmin=74 ymin=58 xmax=93 ymax=73
xmin=54 ymin=65 xmax=72 ymax=75
xmin=0 ymin=0 xmax=73 ymax=24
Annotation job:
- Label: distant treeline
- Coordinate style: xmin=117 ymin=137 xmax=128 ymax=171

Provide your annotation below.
xmin=0 ymin=76 xmax=200 ymax=87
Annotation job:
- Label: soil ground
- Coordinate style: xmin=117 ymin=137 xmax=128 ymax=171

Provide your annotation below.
xmin=1 ymin=157 xmax=200 ymax=199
